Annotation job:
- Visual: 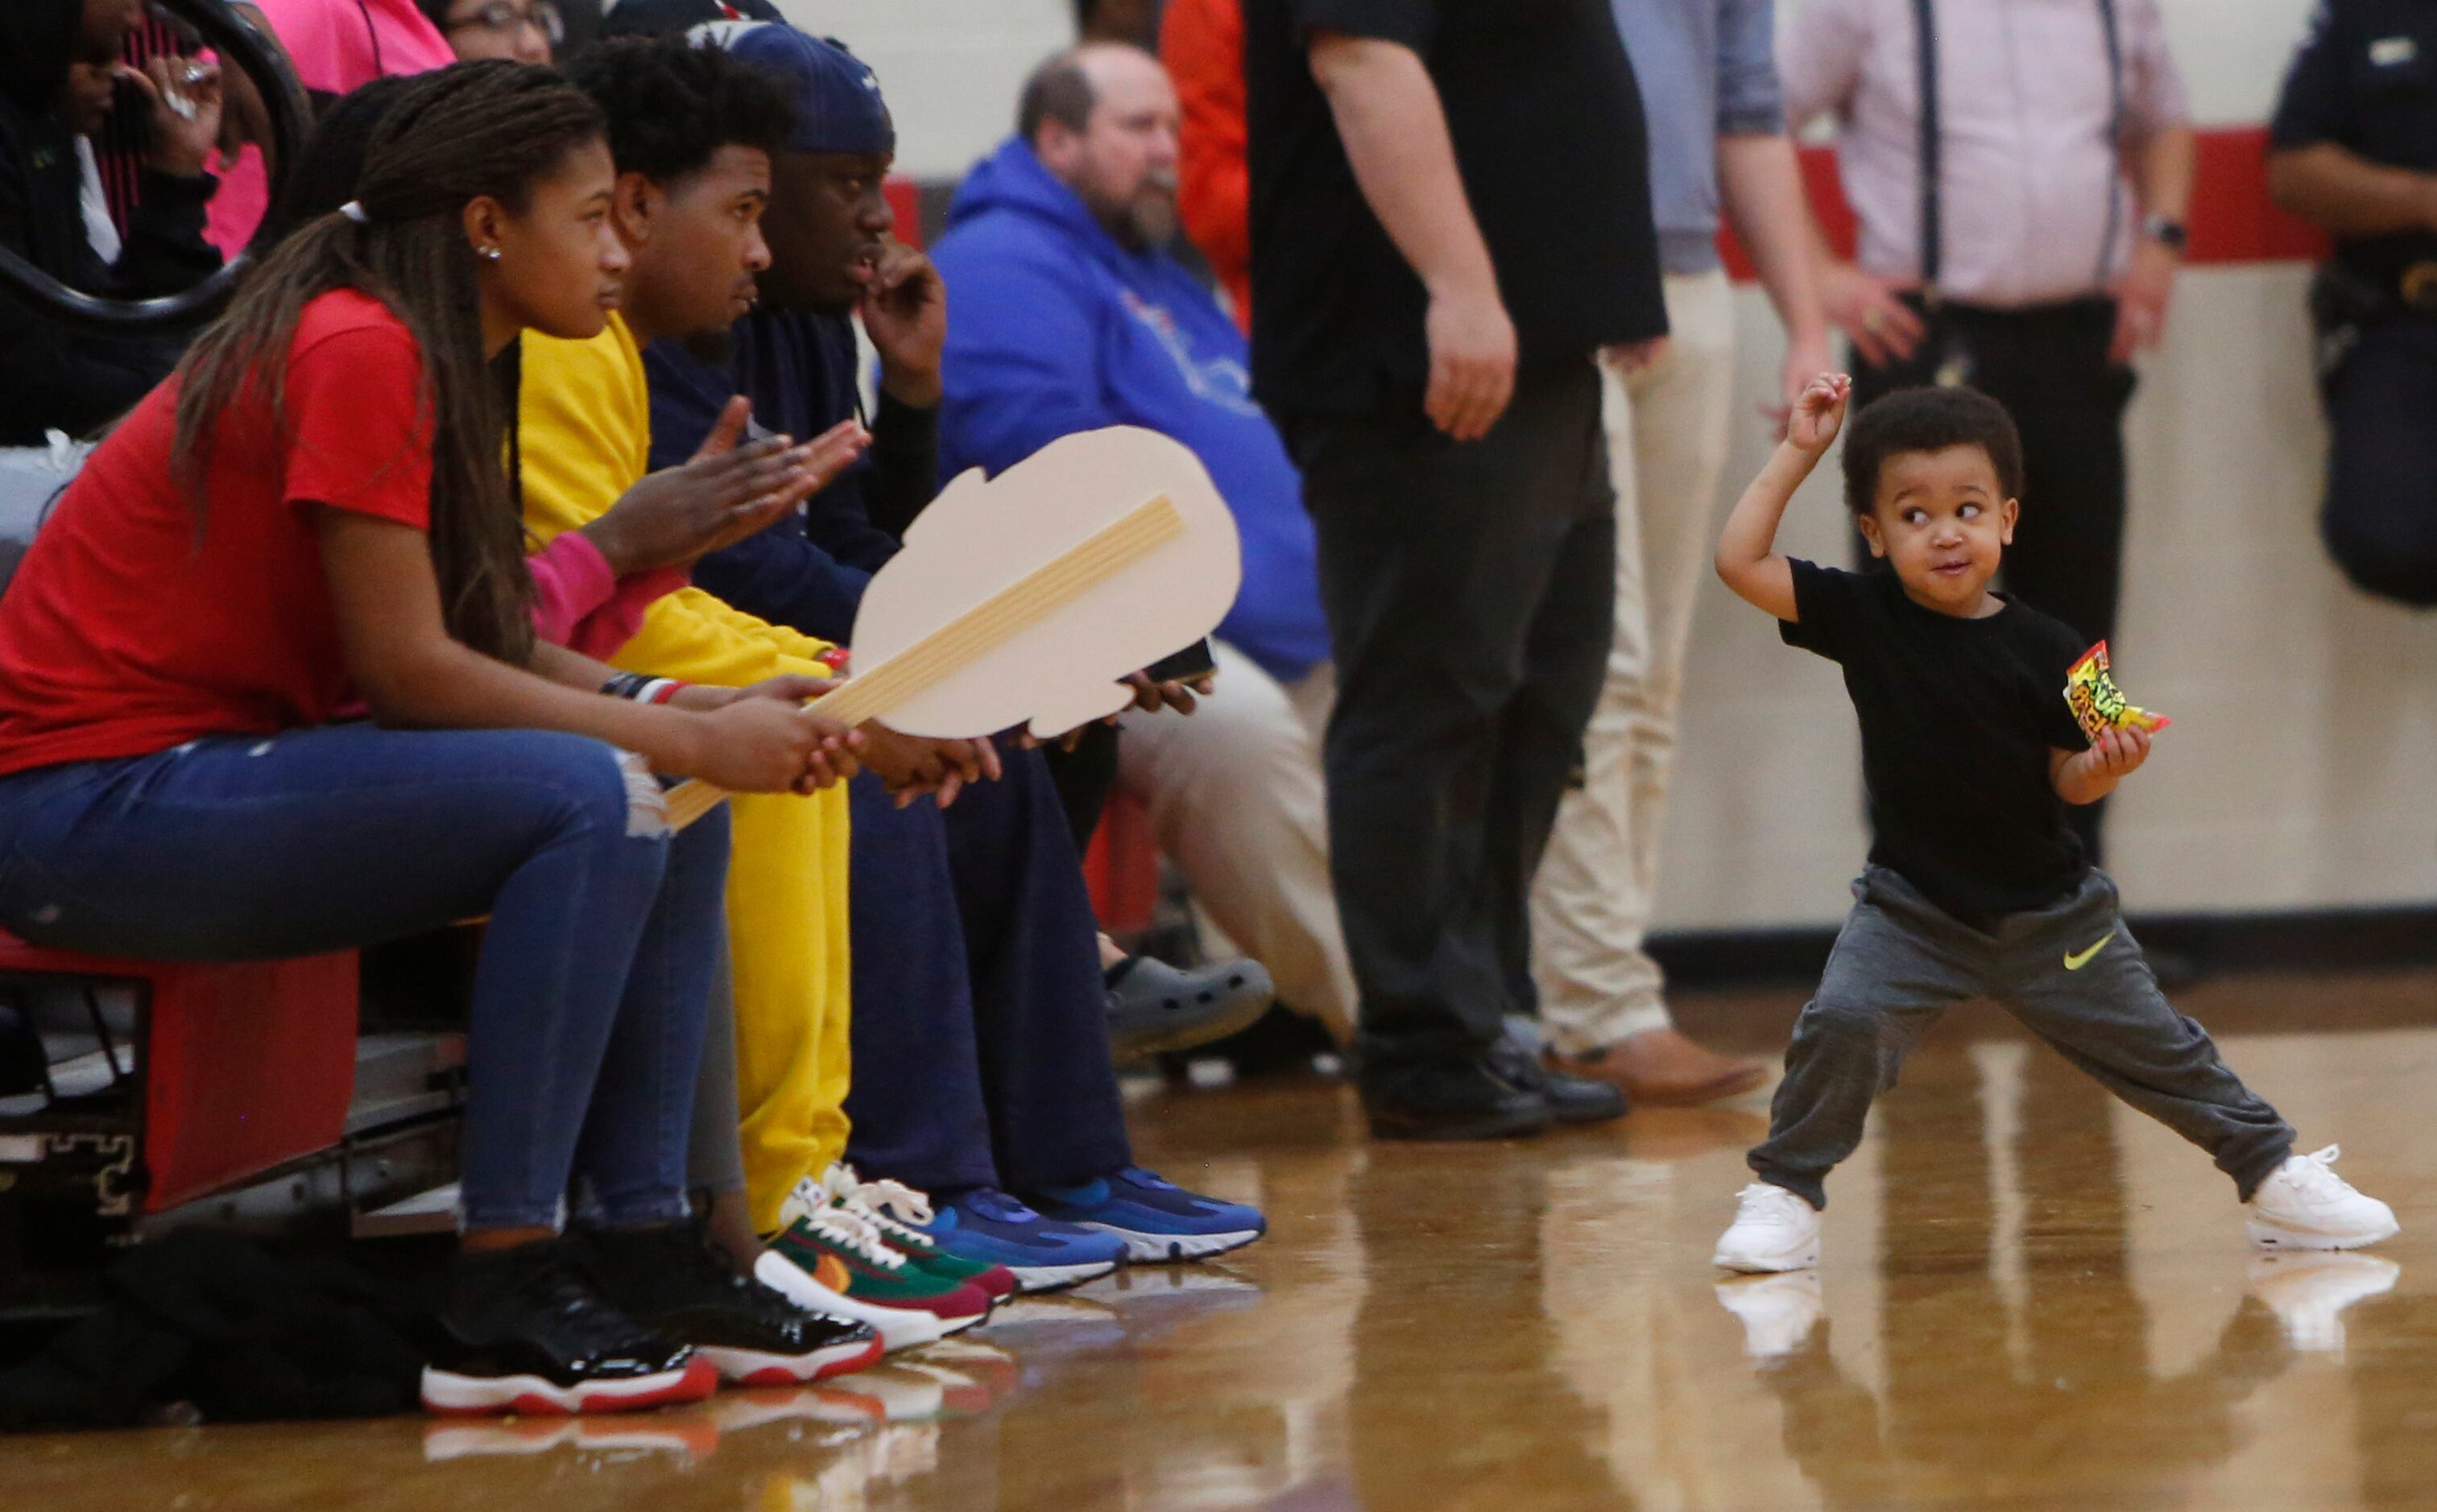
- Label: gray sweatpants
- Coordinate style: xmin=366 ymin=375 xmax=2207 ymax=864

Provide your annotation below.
xmin=685 ymin=930 xmax=747 ymax=1197
xmin=1749 ymin=866 xmax=2294 ymax=1208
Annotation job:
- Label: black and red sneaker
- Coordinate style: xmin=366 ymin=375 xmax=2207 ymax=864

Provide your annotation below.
xmin=421 ymin=1242 xmax=716 ymax=1417
xmin=576 ymin=1221 xmax=884 ymax=1386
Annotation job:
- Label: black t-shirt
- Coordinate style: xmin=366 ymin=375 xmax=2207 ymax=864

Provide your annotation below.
xmin=2269 ymin=0 xmax=2437 ymax=283
xmin=1783 ymin=560 xmax=2096 ymax=928
xmin=1242 ymin=0 xmax=1666 ymax=416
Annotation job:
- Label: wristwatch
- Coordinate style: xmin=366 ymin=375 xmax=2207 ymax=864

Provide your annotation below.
xmin=2141 ymin=214 xmax=2189 ymax=254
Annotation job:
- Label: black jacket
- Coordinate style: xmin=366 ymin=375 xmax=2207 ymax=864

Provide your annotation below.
xmin=0 ymin=0 xmax=222 ymax=445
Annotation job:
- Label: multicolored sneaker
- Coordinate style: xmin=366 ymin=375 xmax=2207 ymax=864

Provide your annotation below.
xmin=897 ymin=1187 xmax=1127 ymax=1293
xmin=1019 ymin=1167 xmax=1267 ymax=1263
xmin=821 ymin=1165 xmax=1019 ymax=1302
xmin=761 ymin=1179 xmax=992 ymax=1349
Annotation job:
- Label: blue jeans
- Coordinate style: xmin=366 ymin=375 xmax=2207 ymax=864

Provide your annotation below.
xmin=0 ymin=724 xmax=725 ymax=1230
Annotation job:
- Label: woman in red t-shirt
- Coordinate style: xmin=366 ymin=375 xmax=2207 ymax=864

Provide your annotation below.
xmin=0 ymin=62 xmax=875 ymax=1415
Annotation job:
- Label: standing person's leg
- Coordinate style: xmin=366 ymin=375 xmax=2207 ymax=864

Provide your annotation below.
xmin=1986 ymin=303 xmax=2130 ymax=655
xmin=1115 ymin=639 xmax=1357 ymax=1043
xmin=1292 ymin=366 xmax=1615 ymax=1137
xmin=2318 ymin=319 xmax=2437 ymax=607
xmin=1483 ymin=379 xmax=1616 ymax=1021
xmin=1529 ymin=271 xmax=1763 ymax=1102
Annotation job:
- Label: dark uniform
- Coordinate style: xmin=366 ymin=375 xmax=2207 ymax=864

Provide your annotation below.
xmin=1242 ymin=0 xmax=1665 ymax=1102
xmin=2271 ymin=0 xmax=2437 ymax=605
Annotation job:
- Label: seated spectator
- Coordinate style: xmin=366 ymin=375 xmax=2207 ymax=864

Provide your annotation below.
xmin=93 ymin=5 xmax=284 ymax=263
xmin=205 ymin=0 xmax=457 ymax=255
xmin=280 ymin=63 xmax=887 ymax=1325
xmin=414 ymin=0 xmax=560 ymax=64
xmin=626 ymin=22 xmax=1272 ymax=1279
xmin=1 ymin=0 xmax=227 ymax=444
xmin=0 ymin=60 xmax=873 ymax=1417
xmin=520 ymin=36 xmax=1022 ymax=1348
xmin=2267 ymin=0 xmax=2437 ymax=606
xmin=929 ymin=43 xmax=1357 ymax=1047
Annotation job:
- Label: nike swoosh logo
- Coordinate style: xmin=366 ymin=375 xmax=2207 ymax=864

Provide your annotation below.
xmin=2064 ymin=932 xmax=2116 ymax=971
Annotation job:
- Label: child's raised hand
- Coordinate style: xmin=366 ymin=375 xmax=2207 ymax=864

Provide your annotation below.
xmin=1786 ymin=373 xmax=1852 ymax=456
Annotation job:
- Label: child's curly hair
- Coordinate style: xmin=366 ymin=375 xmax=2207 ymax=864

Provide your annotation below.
xmin=1840 ymin=386 xmax=2025 ymax=515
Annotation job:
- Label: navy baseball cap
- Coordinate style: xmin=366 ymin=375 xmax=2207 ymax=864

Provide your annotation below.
xmin=710 ymin=23 xmax=896 ymax=159
xmin=598 ymin=0 xmax=785 ymax=38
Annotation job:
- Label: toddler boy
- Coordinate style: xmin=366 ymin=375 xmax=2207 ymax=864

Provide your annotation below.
xmin=1708 ymin=377 xmax=2398 ymax=1271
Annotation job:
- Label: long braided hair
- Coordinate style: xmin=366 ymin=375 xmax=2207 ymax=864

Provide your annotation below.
xmin=171 ymin=61 xmax=606 ymax=665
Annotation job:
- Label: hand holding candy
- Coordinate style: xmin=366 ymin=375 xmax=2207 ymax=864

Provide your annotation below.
xmin=2085 ymin=722 xmax=2154 ymax=780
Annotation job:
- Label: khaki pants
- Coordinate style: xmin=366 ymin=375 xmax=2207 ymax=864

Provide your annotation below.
xmin=1116 ymin=640 xmax=1356 ymax=1042
xmin=1529 ymin=271 xmax=1739 ymax=1055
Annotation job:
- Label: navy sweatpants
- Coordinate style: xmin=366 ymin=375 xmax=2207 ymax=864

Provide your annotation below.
xmin=841 ymin=744 xmax=1133 ymax=1193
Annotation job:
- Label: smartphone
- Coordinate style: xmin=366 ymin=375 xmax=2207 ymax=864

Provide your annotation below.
xmin=1143 ymin=637 xmax=1218 ymax=685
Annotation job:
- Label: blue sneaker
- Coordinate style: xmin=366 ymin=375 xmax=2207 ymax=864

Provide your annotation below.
xmin=1020 ymin=1167 xmax=1267 ymax=1263
xmin=910 ymin=1188 xmax=1127 ymax=1295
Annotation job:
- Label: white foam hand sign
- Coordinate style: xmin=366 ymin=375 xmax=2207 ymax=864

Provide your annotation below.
xmin=844 ymin=426 xmax=1242 ymax=742
xmin=664 ymin=427 xmax=1240 ymax=828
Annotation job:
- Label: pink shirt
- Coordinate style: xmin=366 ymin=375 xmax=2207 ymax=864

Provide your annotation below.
xmin=205 ymin=0 xmax=458 ymax=258
xmin=1780 ymin=0 xmax=2189 ymax=308
xmin=527 ymin=532 xmax=689 ymax=661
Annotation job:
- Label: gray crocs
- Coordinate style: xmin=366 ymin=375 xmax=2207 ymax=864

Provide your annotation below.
xmin=1105 ymin=956 xmax=1276 ymax=1060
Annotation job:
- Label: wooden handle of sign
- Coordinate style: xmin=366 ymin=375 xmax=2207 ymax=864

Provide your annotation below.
xmin=660 ymin=493 xmax=1184 ymax=829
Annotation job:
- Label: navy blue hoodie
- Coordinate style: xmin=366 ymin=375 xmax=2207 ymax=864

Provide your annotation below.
xmin=930 ymin=137 xmax=1326 ymax=684
xmin=645 ymin=312 xmax=936 ymax=645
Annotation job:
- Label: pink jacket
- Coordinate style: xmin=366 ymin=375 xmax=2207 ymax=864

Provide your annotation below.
xmin=208 ymin=0 xmax=460 ymax=257
xmin=528 ymin=531 xmax=689 ymax=659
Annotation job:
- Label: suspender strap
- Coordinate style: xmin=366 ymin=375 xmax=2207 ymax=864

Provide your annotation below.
xmin=2094 ymin=0 xmax=2126 ymax=287
xmin=1909 ymin=0 xmax=1941 ymax=298
xmin=1909 ymin=0 xmax=2129 ymax=300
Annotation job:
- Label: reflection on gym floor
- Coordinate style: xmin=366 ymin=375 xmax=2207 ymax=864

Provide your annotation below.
xmin=5 ymin=969 xmax=2435 ymax=1511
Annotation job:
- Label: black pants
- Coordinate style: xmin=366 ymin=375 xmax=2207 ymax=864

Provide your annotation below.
xmin=1281 ymin=358 xmax=1616 ymax=1073
xmin=2321 ymin=315 xmax=2437 ymax=606
xmin=1853 ymin=296 xmax=2134 ymax=857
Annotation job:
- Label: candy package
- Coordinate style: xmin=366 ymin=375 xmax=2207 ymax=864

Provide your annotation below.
xmin=2063 ymin=641 xmax=2170 ymax=745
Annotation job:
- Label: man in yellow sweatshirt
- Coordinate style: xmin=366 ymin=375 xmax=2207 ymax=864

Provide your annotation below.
xmin=520 ymin=36 xmax=1001 ymax=1349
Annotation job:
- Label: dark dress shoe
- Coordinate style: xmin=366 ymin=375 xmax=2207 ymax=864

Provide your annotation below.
xmin=1360 ymin=1053 xmax=1554 ymax=1141
xmin=1489 ymin=1035 xmax=1628 ymax=1124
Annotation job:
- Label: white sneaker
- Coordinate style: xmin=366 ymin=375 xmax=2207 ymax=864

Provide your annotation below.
xmin=2245 ymin=1145 xmax=2400 ymax=1251
xmin=1715 ymin=1272 xmax=1825 ymax=1359
xmin=824 ymin=1163 xmax=943 ymax=1256
xmin=2248 ymin=1252 xmax=2400 ymax=1354
xmin=1713 ymin=1183 xmax=1822 ymax=1273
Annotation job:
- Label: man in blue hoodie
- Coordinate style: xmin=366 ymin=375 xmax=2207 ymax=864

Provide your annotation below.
xmin=929 ymin=43 xmax=1360 ymax=1049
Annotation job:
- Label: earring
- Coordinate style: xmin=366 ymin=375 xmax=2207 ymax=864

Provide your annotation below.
xmin=478 ymin=246 xmax=503 ymax=262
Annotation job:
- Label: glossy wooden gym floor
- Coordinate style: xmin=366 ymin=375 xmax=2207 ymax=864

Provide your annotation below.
xmin=6 ymin=968 xmax=2435 ymax=1510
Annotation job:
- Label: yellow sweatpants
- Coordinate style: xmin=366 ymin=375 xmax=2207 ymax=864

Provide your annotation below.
xmin=726 ymin=787 xmax=855 ymax=1234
